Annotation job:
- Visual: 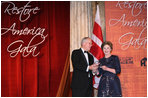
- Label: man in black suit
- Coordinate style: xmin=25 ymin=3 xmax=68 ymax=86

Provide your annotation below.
xmin=71 ymin=37 xmax=99 ymax=97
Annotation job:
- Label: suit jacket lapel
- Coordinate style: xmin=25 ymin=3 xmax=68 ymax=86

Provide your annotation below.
xmin=79 ymin=48 xmax=88 ymax=66
xmin=88 ymin=53 xmax=91 ymax=65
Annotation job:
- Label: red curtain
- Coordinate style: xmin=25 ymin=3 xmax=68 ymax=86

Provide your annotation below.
xmin=1 ymin=1 xmax=70 ymax=97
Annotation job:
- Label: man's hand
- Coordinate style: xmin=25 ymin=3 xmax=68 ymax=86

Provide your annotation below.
xmin=89 ymin=63 xmax=99 ymax=70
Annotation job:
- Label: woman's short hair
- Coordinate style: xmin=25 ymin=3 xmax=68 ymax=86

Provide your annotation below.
xmin=101 ymin=41 xmax=113 ymax=50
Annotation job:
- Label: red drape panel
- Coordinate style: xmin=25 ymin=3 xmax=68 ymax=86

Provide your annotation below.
xmin=1 ymin=1 xmax=70 ymax=97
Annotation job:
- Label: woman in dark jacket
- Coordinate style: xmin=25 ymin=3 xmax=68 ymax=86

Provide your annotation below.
xmin=97 ymin=41 xmax=122 ymax=97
